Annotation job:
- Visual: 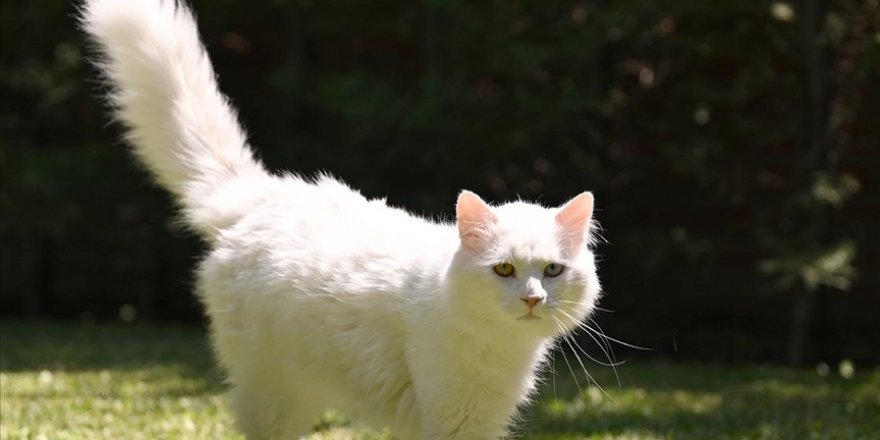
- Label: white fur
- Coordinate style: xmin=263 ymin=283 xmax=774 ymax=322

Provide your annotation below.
xmin=81 ymin=1 xmax=602 ymax=438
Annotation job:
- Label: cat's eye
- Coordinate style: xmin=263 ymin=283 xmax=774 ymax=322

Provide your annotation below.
xmin=544 ymin=263 xmax=565 ymax=278
xmin=493 ymin=263 xmax=515 ymax=277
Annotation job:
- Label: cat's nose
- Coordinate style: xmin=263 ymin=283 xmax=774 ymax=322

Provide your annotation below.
xmin=521 ymin=295 xmax=544 ymax=309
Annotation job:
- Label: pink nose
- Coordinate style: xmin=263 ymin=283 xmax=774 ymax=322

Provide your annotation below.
xmin=522 ymin=296 xmax=543 ymax=308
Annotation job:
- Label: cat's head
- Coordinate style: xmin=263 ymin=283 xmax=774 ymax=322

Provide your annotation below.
xmin=448 ymin=191 xmax=601 ymax=338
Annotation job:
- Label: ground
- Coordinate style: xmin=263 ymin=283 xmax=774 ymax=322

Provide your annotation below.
xmin=0 ymin=320 xmax=877 ymax=439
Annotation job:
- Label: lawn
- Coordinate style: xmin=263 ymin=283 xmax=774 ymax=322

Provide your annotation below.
xmin=1 ymin=320 xmax=877 ymax=439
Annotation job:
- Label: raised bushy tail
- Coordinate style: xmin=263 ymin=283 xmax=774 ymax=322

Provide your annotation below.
xmin=81 ymin=0 xmax=268 ymax=239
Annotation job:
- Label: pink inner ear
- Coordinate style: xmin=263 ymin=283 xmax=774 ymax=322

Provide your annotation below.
xmin=456 ymin=190 xmax=497 ymax=254
xmin=555 ymin=192 xmax=594 ymax=255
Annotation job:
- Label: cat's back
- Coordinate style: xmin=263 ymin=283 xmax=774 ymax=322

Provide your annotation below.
xmin=203 ymin=174 xmax=456 ymax=297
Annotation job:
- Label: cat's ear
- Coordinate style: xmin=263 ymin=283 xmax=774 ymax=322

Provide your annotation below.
xmin=456 ymin=190 xmax=497 ymax=254
xmin=555 ymin=192 xmax=594 ymax=255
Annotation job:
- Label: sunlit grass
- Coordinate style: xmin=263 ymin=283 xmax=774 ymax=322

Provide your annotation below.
xmin=1 ymin=320 xmax=877 ymax=439
xmin=526 ymin=360 xmax=880 ymax=440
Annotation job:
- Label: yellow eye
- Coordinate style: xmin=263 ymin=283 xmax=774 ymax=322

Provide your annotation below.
xmin=493 ymin=263 xmax=515 ymax=277
xmin=544 ymin=263 xmax=565 ymax=277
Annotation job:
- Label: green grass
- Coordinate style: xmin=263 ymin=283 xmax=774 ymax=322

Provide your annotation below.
xmin=1 ymin=320 xmax=877 ymax=439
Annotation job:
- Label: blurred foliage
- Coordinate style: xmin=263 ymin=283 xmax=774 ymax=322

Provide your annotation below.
xmin=1 ymin=0 xmax=878 ymax=363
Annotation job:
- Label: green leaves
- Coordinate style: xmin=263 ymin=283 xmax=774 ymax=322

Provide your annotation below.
xmin=760 ymin=239 xmax=857 ymax=292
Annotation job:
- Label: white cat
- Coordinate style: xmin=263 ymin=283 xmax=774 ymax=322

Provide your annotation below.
xmin=81 ymin=0 xmax=602 ymax=438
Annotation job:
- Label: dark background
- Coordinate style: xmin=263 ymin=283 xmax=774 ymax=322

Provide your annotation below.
xmin=1 ymin=0 xmax=878 ymax=366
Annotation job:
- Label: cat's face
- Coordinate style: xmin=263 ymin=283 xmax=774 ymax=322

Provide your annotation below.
xmin=450 ymin=191 xmax=601 ymax=337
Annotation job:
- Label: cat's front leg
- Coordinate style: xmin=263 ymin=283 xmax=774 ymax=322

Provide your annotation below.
xmin=415 ymin=391 xmax=512 ymax=439
xmin=410 ymin=364 xmax=519 ymax=439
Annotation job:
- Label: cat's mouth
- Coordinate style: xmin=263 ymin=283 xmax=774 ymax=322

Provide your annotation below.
xmin=516 ymin=313 xmax=541 ymax=321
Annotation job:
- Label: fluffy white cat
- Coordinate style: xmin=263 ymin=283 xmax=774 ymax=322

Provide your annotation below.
xmin=81 ymin=0 xmax=602 ymax=438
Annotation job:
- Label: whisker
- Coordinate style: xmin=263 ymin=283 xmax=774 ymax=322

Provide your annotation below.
xmin=558 ymin=313 xmax=653 ymax=352
xmin=552 ymin=344 xmax=558 ymax=400
xmin=582 ymin=322 xmax=653 ymax=351
xmin=573 ymin=314 xmax=617 ymax=363
xmin=576 ymin=332 xmax=627 ymax=372
xmin=553 ymin=315 xmax=612 ymax=400
xmin=554 ymin=300 xmax=613 ymax=314
xmin=586 ymin=318 xmax=620 ymax=363
xmin=562 ymin=331 xmax=612 ymax=400
xmin=558 ymin=311 xmax=626 ymax=367
xmin=551 ymin=317 xmax=583 ymax=397
xmin=556 ymin=310 xmax=625 ymax=391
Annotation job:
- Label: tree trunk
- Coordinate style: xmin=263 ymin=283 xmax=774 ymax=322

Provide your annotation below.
xmin=787 ymin=290 xmax=814 ymax=365
xmin=787 ymin=0 xmax=832 ymax=367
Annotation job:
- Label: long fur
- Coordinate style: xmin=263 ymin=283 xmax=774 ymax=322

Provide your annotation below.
xmin=81 ymin=0 xmax=266 ymax=238
xmin=81 ymin=1 xmax=602 ymax=438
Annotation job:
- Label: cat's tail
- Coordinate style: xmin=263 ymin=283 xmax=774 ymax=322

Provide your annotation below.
xmin=81 ymin=0 xmax=269 ymax=239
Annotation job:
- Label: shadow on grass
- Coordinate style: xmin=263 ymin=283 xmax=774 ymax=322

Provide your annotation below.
xmin=0 ymin=319 xmax=224 ymax=396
